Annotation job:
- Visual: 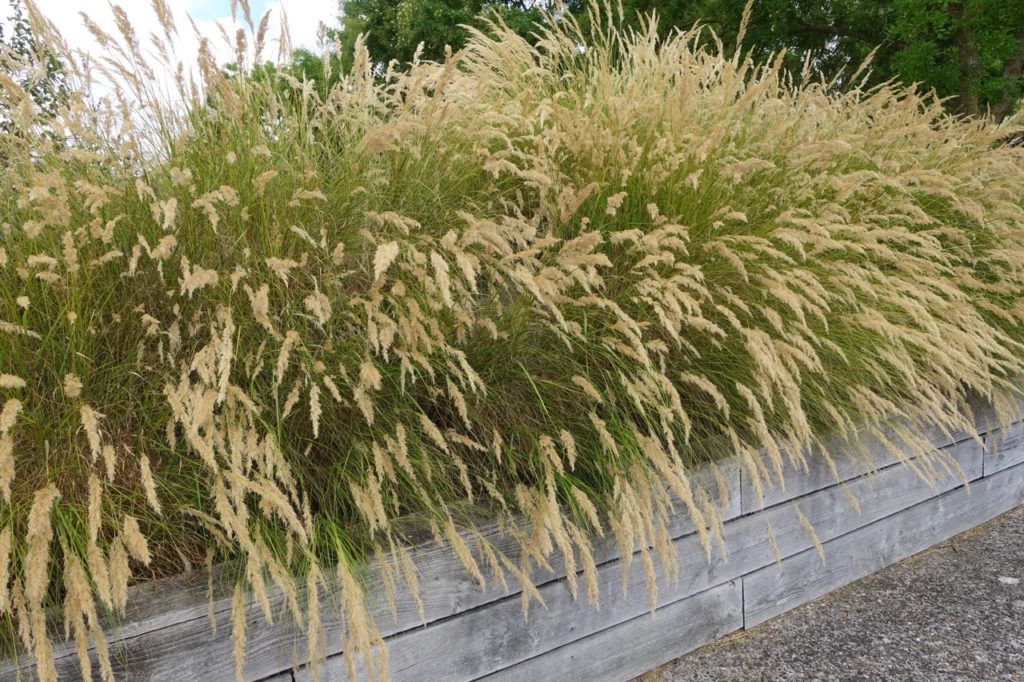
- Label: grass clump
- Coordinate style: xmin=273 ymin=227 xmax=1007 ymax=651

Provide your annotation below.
xmin=1 ymin=0 xmax=1024 ymax=678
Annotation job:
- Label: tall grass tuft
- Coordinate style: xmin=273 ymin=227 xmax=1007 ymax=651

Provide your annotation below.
xmin=1 ymin=0 xmax=1023 ymax=678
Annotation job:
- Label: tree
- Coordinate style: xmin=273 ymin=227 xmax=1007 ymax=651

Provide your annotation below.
xmin=0 ymin=0 xmax=69 ymax=136
xmin=231 ymin=47 xmax=344 ymax=103
xmin=334 ymin=0 xmax=550 ymax=69
xmin=887 ymin=0 xmax=1024 ymax=118
xmin=321 ymin=0 xmax=1022 ymax=119
xmin=229 ymin=2 xmax=539 ymax=99
xmin=613 ymin=0 xmax=1024 ymax=118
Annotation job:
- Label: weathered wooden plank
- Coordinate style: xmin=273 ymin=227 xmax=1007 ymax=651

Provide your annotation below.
xmin=2 ymin=430 xmax=1005 ymax=682
xmin=726 ymin=438 xmax=982 ymax=576
xmin=484 ymin=581 xmax=742 ymax=682
xmin=277 ymin=459 xmax=738 ymax=682
xmin=740 ymin=386 xmax=1015 ymax=515
xmin=6 ymin=524 xmax=557 ymax=681
xmin=742 ymin=434 xmax=894 ymax=514
xmin=660 ymin=438 xmax=980 ymax=613
xmin=0 ymin=563 xmax=241 ymax=680
xmin=295 ymin=534 xmax=727 ymax=681
xmin=295 ymin=439 xmax=980 ymax=682
xmin=8 ymin=436 xmax=986 ymax=682
xmin=0 ymin=461 xmax=738 ymax=681
xmin=0 ymin=524 xmax=539 ymax=680
xmin=741 ymin=416 xmax=982 ymax=514
xmin=200 ymin=439 xmax=984 ymax=682
xmin=256 ymin=673 xmax=293 ymax=682
xmin=666 ymin=438 xmax=979 ymax=604
xmin=743 ymin=460 xmax=1024 ymax=628
xmin=984 ymin=421 xmax=1024 ymax=476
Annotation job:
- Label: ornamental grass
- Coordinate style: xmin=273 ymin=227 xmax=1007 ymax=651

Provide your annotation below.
xmin=1 ymin=1 xmax=1023 ymax=679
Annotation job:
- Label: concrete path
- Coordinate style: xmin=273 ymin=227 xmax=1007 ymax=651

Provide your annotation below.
xmin=641 ymin=505 xmax=1024 ymax=681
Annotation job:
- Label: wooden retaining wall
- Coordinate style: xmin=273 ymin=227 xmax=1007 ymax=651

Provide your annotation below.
xmin=4 ymin=412 xmax=1024 ymax=681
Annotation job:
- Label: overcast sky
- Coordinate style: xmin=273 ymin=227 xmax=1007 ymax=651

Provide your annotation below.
xmin=24 ymin=0 xmax=338 ymax=81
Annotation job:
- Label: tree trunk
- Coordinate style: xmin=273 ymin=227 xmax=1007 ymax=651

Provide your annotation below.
xmin=991 ymin=34 xmax=1024 ymax=121
xmin=949 ymin=1 xmax=980 ymax=117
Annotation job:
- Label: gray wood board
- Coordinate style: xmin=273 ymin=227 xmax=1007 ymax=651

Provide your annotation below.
xmin=743 ymin=461 xmax=1024 ymax=628
xmin=724 ymin=437 xmax=982 ymax=586
xmin=742 ymin=419 xmax=984 ymax=513
xmin=984 ymin=421 xmax=1024 ymax=475
xmin=256 ymin=674 xmax=294 ymax=682
xmin=483 ymin=581 xmax=742 ymax=682
xmin=0 ymin=462 xmax=738 ymax=681
xmin=1 ymin=428 xmax=1008 ymax=681
xmin=296 ymin=440 xmax=983 ymax=681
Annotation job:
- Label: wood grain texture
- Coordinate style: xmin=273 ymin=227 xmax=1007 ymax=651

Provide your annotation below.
xmin=743 ymin=461 xmax=1024 ymax=628
xmin=295 ymin=440 xmax=983 ymax=682
xmin=741 ymin=417 xmax=980 ymax=513
xmin=725 ymin=437 xmax=982 ymax=576
xmin=295 ymin=520 xmax=747 ymax=681
xmin=984 ymin=421 xmax=1024 ymax=475
xmin=2 ymin=417 xmax=1020 ymax=682
xmin=483 ymin=581 xmax=742 ymax=682
xmin=255 ymin=673 xmax=294 ymax=682
xmin=0 ymin=462 xmax=738 ymax=681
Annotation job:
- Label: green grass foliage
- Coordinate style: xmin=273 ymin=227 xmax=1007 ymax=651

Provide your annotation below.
xmin=1 ymin=1 xmax=1023 ymax=678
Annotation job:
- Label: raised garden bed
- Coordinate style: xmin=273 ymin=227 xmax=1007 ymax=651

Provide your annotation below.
xmin=4 ymin=405 xmax=1024 ymax=682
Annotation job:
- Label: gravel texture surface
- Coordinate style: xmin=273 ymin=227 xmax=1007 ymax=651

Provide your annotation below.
xmin=641 ymin=505 xmax=1024 ymax=681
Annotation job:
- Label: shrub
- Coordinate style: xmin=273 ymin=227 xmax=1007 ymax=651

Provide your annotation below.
xmin=1 ymin=1 xmax=1023 ymax=679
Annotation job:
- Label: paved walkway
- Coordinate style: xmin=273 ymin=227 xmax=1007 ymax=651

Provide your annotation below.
xmin=641 ymin=505 xmax=1024 ymax=681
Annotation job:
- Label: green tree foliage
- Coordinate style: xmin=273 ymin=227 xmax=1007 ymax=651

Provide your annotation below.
xmin=327 ymin=0 xmax=1022 ymax=118
xmin=886 ymin=0 xmax=1024 ymax=118
xmin=231 ymin=47 xmax=343 ymax=103
xmin=613 ymin=0 xmax=887 ymax=79
xmin=614 ymin=0 xmax=1024 ymax=118
xmin=0 ymin=0 xmax=68 ymax=135
xmin=236 ymin=1 xmax=551 ymax=102
xmin=335 ymin=0 xmax=550 ymax=68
